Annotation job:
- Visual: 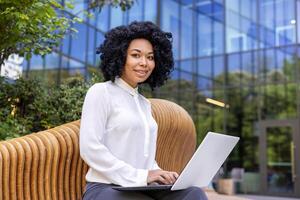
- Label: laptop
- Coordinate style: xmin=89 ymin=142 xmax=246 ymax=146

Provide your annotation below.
xmin=112 ymin=132 xmax=239 ymax=191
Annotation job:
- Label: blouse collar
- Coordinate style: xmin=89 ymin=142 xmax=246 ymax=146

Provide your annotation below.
xmin=115 ymin=77 xmax=139 ymax=96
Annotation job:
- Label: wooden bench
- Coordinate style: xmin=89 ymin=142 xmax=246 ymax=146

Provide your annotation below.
xmin=0 ymin=98 xmax=197 ymax=200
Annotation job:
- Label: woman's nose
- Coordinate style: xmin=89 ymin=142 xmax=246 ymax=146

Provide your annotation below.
xmin=139 ymin=56 xmax=147 ymax=66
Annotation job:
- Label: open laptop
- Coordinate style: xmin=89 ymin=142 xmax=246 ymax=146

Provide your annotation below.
xmin=112 ymin=132 xmax=239 ymax=191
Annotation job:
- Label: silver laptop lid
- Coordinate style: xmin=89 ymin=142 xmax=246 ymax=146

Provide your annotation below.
xmin=171 ymin=132 xmax=239 ymax=190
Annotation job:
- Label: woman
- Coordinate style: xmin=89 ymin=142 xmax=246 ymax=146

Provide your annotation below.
xmin=80 ymin=21 xmax=207 ymax=200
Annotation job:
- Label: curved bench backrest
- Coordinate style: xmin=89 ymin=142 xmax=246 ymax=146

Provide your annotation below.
xmin=0 ymin=98 xmax=196 ymax=200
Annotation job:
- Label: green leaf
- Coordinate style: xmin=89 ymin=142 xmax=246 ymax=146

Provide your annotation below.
xmin=25 ymin=53 xmax=32 ymax=60
xmin=73 ymin=17 xmax=83 ymax=23
xmin=65 ymin=2 xmax=75 ymax=9
xmin=50 ymin=0 xmax=63 ymax=9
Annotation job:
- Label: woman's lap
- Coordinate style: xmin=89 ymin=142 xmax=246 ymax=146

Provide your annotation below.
xmin=145 ymin=186 xmax=208 ymax=200
xmin=83 ymin=182 xmax=208 ymax=200
xmin=82 ymin=182 xmax=152 ymax=200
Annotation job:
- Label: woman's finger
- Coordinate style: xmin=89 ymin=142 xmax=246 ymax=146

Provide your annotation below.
xmin=160 ymin=172 xmax=174 ymax=184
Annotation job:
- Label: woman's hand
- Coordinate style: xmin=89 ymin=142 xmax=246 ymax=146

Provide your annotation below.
xmin=147 ymin=169 xmax=179 ymax=185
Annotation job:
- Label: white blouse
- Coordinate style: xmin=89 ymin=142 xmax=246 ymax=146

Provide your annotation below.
xmin=79 ymin=78 xmax=160 ymax=187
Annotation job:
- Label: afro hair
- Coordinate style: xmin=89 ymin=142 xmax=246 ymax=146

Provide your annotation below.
xmin=96 ymin=21 xmax=174 ymax=90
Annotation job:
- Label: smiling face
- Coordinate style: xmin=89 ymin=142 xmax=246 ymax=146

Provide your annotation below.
xmin=121 ymin=38 xmax=155 ymax=88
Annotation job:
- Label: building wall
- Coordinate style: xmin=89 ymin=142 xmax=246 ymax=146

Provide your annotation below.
xmin=23 ymin=0 xmax=300 ymax=194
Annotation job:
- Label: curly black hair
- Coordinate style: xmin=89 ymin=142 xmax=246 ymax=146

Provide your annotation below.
xmin=96 ymin=21 xmax=174 ymax=89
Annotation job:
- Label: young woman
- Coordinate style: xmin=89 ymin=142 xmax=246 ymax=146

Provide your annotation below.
xmin=80 ymin=21 xmax=207 ymax=200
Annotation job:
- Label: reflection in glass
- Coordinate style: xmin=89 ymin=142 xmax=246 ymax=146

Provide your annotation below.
xmin=45 ymin=53 xmax=59 ymax=69
xmin=69 ymin=59 xmax=84 ymax=69
xmin=198 ymin=14 xmax=212 ymax=56
xmin=181 ymin=59 xmax=193 ymax=72
xmin=62 ymin=35 xmax=70 ymax=54
xmin=161 ymin=0 xmax=179 ymax=59
xmin=213 ymin=21 xmax=224 ymax=55
xmin=70 ymin=23 xmax=87 ymax=62
xmin=181 ymin=4 xmax=193 ymax=59
xmin=198 ymin=77 xmax=212 ymax=91
xmin=110 ymin=7 xmax=123 ymax=28
xmin=128 ymin=0 xmax=143 ymax=23
xmin=96 ymin=5 xmax=109 ymax=32
xmin=226 ymin=0 xmax=258 ymax=53
xmin=171 ymin=68 xmax=179 ymax=80
xmin=266 ymin=127 xmax=294 ymax=193
xmin=87 ymin=27 xmax=96 ymax=65
xmin=259 ymin=0 xmax=296 ymax=48
xmin=181 ymin=71 xmax=193 ymax=83
xmin=198 ymin=57 xmax=212 ymax=77
xmin=213 ymin=56 xmax=224 ymax=79
xmin=144 ymin=0 xmax=157 ymax=22
xmin=30 ymin=55 xmax=44 ymax=70
xmin=297 ymin=1 xmax=300 ymax=43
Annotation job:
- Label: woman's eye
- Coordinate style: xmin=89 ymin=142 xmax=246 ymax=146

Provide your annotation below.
xmin=131 ymin=54 xmax=140 ymax=58
xmin=148 ymin=56 xmax=154 ymax=61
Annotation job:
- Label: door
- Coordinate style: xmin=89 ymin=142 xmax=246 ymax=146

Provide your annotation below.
xmin=259 ymin=119 xmax=300 ymax=198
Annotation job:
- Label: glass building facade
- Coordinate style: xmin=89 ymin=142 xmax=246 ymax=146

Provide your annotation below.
xmin=23 ymin=0 xmax=300 ymax=197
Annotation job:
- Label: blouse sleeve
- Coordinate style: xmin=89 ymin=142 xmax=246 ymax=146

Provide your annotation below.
xmin=79 ymin=84 xmax=148 ymax=186
xmin=152 ymin=160 xmax=161 ymax=170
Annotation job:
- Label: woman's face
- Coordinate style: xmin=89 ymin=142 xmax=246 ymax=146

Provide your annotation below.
xmin=121 ymin=38 xmax=155 ymax=88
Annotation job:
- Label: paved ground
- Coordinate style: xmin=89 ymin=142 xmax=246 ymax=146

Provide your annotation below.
xmin=205 ymin=191 xmax=249 ymax=200
xmin=204 ymin=189 xmax=300 ymax=200
xmin=237 ymin=195 xmax=300 ymax=200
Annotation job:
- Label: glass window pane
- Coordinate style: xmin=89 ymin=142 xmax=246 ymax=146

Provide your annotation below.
xmin=30 ymin=55 xmax=44 ymax=70
xmin=69 ymin=59 xmax=85 ymax=69
xmin=96 ymin=5 xmax=110 ymax=32
xmin=259 ymin=0 xmax=296 ymax=47
xmin=45 ymin=53 xmax=59 ymax=69
xmin=95 ymin=31 xmax=104 ymax=66
xmin=198 ymin=14 xmax=212 ymax=56
xmin=226 ymin=0 xmax=239 ymax=13
xmin=87 ymin=27 xmax=96 ymax=66
xmin=198 ymin=57 xmax=212 ymax=77
xmin=214 ymin=56 xmax=224 ymax=78
xmin=278 ymin=46 xmax=297 ymax=82
xmin=213 ymin=21 xmax=224 ymax=54
xmin=70 ymin=23 xmax=87 ymax=62
xmin=144 ymin=0 xmax=157 ymax=22
xmin=181 ymin=59 xmax=193 ymax=73
xmin=265 ymin=49 xmax=276 ymax=75
xmin=181 ymin=71 xmax=193 ymax=83
xmin=275 ymin=0 xmax=296 ymax=45
xmin=297 ymin=0 xmax=300 ymax=43
xmin=213 ymin=56 xmax=224 ymax=89
xmin=181 ymin=5 xmax=193 ymax=59
xmin=161 ymin=0 xmax=180 ymax=59
xmin=226 ymin=0 xmax=258 ymax=52
xmin=198 ymin=77 xmax=212 ymax=90
xmin=228 ymin=53 xmax=241 ymax=86
xmin=110 ymin=7 xmax=123 ymax=28
xmin=171 ymin=68 xmax=179 ymax=80
xmin=62 ymin=35 xmax=70 ymax=55
xmin=61 ymin=55 xmax=70 ymax=69
xmin=213 ymin=1 xmax=224 ymax=22
xmin=242 ymin=51 xmax=257 ymax=79
xmin=66 ymin=0 xmax=84 ymax=19
xmin=128 ymin=1 xmax=143 ymax=23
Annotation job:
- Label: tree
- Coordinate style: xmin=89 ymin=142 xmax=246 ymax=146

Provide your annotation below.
xmin=0 ymin=73 xmax=103 ymax=140
xmin=89 ymin=0 xmax=135 ymax=12
xmin=0 ymin=0 xmax=71 ymax=65
xmin=0 ymin=0 xmax=135 ymax=66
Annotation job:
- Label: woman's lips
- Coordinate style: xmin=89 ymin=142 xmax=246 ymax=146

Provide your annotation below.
xmin=134 ymin=70 xmax=148 ymax=77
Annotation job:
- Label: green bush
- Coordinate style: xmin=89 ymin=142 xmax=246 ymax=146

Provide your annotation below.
xmin=0 ymin=74 xmax=102 ymax=140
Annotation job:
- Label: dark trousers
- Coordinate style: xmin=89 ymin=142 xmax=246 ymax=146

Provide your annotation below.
xmin=83 ymin=182 xmax=208 ymax=200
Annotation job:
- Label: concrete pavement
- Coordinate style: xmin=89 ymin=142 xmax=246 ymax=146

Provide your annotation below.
xmin=237 ymin=195 xmax=300 ymax=200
